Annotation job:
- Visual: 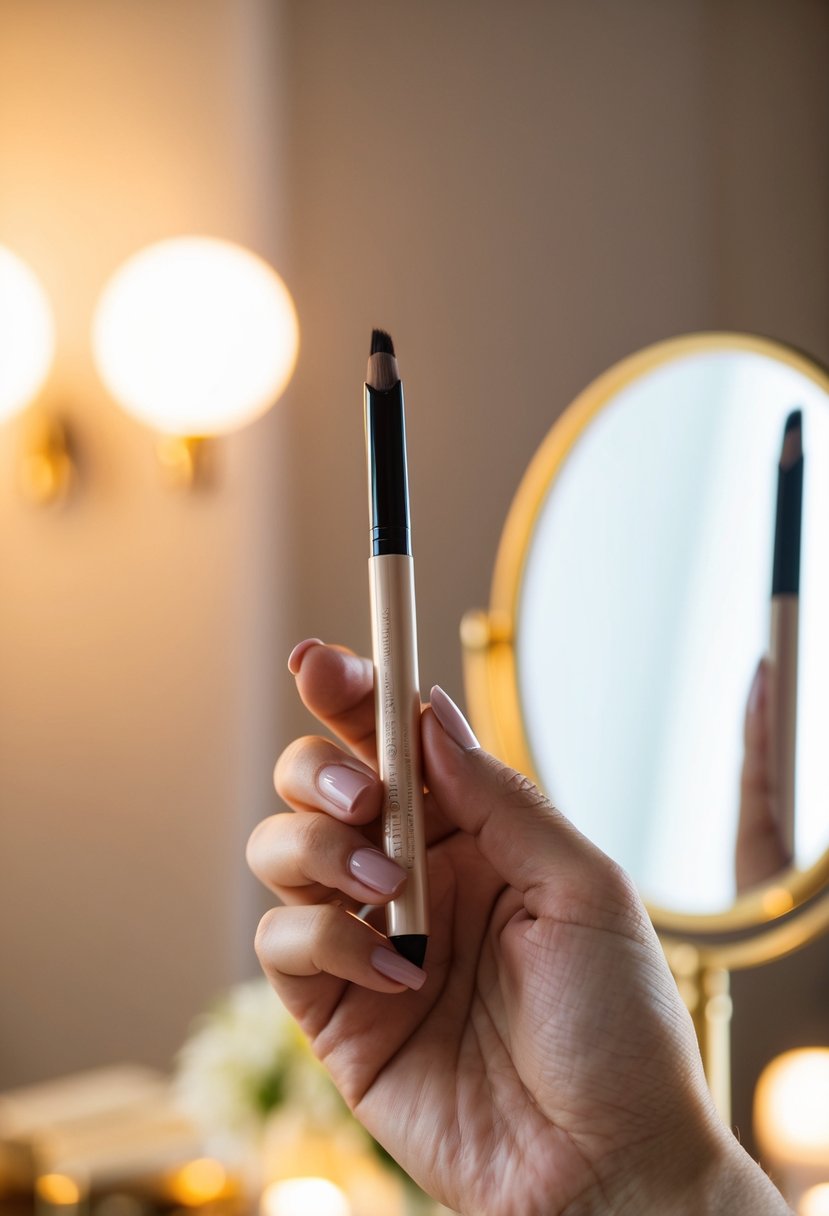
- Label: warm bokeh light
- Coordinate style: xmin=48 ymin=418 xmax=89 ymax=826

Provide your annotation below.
xmin=261 ymin=1177 xmax=351 ymax=1216
xmin=0 ymin=246 xmax=55 ymax=422
xmin=802 ymin=1184 xmax=829 ymax=1216
xmin=166 ymin=1157 xmax=228 ymax=1206
xmin=754 ymin=1048 xmax=829 ymax=1163
xmin=92 ymin=236 xmax=299 ymax=435
xmin=35 ymin=1174 xmax=82 ymax=1206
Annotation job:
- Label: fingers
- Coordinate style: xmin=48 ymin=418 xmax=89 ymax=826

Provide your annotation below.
xmin=423 ymin=686 xmax=644 ymax=932
xmin=247 ymin=809 xmax=406 ymax=906
xmin=256 ymin=903 xmax=427 ymax=996
xmin=289 ymin=641 xmax=377 ymax=765
xmin=275 ymin=734 xmax=382 ymax=825
xmin=736 ymin=658 xmax=790 ymax=892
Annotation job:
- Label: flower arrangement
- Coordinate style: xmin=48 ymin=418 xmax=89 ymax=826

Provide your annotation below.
xmin=173 ymin=978 xmax=415 ymax=1213
xmin=174 ymin=978 xmax=344 ymax=1155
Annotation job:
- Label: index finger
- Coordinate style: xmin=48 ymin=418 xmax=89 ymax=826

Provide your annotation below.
xmin=290 ymin=641 xmax=377 ymax=765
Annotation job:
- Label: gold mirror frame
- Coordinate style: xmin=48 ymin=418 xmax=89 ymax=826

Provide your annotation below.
xmin=462 ymin=331 xmax=829 ymax=974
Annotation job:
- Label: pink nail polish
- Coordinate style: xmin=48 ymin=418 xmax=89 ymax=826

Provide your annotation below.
xmin=318 ymin=764 xmax=374 ymax=814
xmin=430 ymin=685 xmax=480 ymax=750
xmin=288 ymin=638 xmax=323 ymax=675
xmin=349 ymin=848 xmax=406 ymax=895
xmin=371 ymin=946 xmax=426 ymax=990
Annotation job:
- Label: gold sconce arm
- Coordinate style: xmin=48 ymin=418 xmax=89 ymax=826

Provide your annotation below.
xmin=18 ymin=414 xmax=75 ymax=506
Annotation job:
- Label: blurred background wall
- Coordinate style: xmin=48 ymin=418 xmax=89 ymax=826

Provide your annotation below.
xmin=0 ymin=0 xmax=827 ymax=1158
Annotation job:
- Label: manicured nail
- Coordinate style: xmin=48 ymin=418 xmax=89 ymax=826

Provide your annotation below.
xmin=748 ymin=660 xmax=767 ymax=718
xmin=430 ymin=685 xmax=480 ymax=750
xmin=371 ymin=946 xmax=427 ymax=990
xmin=288 ymin=638 xmax=323 ymax=675
xmin=348 ymin=848 xmax=406 ymax=895
xmin=318 ymin=764 xmax=374 ymax=814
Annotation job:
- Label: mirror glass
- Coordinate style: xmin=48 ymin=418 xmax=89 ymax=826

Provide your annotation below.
xmin=517 ymin=343 xmax=829 ymax=915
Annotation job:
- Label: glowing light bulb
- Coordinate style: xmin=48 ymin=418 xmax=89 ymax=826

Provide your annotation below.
xmin=92 ymin=236 xmax=299 ymax=436
xmin=801 ymin=1184 xmax=829 ymax=1216
xmin=755 ymin=1048 xmax=829 ymax=1164
xmin=0 ymin=247 xmax=55 ymax=422
xmin=35 ymin=1174 xmax=82 ymax=1207
xmin=261 ymin=1177 xmax=351 ymax=1216
xmin=167 ymin=1157 xmax=227 ymax=1205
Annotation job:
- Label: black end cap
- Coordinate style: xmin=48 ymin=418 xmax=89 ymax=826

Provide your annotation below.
xmin=391 ymin=934 xmax=427 ymax=968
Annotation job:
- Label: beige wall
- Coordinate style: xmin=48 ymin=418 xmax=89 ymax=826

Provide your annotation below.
xmin=281 ymin=0 xmax=829 ymax=1154
xmin=0 ymin=0 xmax=827 ymax=1158
xmin=0 ymin=0 xmax=293 ymax=1085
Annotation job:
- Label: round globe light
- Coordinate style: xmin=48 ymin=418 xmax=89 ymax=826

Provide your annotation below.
xmin=802 ymin=1185 xmax=829 ymax=1216
xmin=754 ymin=1047 xmax=829 ymax=1164
xmin=92 ymin=237 xmax=299 ymax=435
xmin=0 ymin=247 xmax=55 ymax=423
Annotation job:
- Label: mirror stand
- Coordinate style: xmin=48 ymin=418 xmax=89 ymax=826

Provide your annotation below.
xmin=665 ymin=946 xmax=732 ymax=1125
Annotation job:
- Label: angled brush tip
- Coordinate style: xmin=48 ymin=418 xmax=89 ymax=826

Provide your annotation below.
xmin=780 ymin=408 xmax=803 ymax=469
xmin=370 ymin=328 xmax=395 ymax=356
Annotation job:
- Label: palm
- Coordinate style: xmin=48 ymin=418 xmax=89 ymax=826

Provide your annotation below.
xmin=284 ymin=820 xmax=694 ymax=1216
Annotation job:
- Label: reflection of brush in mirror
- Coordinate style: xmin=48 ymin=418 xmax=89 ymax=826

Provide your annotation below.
xmin=769 ymin=408 xmax=803 ymax=862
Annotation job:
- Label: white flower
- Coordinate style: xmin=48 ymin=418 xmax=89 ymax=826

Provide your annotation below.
xmin=174 ymin=978 xmax=337 ymax=1147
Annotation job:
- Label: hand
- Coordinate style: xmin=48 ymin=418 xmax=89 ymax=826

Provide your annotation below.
xmin=248 ymin=642 xmax=791 ymax=1216
xmin=736 ymin=659 xmax=792 ymax=894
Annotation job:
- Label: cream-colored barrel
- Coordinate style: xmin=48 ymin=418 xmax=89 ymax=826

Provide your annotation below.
xmin=368 ymin=553 xmax=429 ymax=939
xmin=769 ymin=595 xmax=799 ymax=858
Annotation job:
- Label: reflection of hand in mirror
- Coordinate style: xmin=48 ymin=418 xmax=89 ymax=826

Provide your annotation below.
xmin=736 ymin=659 xmax=793 ymax=894
xmin=248 ymin=641 xmax=790 ymax=1215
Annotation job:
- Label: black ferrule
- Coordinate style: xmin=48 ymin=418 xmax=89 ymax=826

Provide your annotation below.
xmin=365 ymin=381 xmax=412 ymax=557
xmin=772 ymin=457 xmax=803 ymax=596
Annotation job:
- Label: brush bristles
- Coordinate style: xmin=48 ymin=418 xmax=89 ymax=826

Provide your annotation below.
xmin=371 ymin=328 xmax=395 ymax=356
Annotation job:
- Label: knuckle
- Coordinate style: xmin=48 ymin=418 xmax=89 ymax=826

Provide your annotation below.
xmin=297 ymin=810 xmax=332 ymax=859
xmin=273 ymin=735 xmax=326 ymax=796
xmin=493 ymin=761 xmax=549 ymax=810
xmin=245 ymin=815 xmax=275 ymax=877
xmin=601 ymin=858 xmax=646 ymax=926
xmin=254 ymin=907 xmax=280 ymax=960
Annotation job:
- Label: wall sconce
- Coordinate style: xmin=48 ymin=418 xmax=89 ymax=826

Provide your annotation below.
xmin=754 ymin=1047 xmax=829 ymax=1213
xmin=92 ymin=236 xmax=299 ymax=488
xmin=0 ymin=245 xmax=74 ymax=505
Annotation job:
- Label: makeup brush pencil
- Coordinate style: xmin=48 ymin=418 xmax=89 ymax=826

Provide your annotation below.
xmin=768 ymin=408 xmax=803 ymax=861
xmin=364 ymin=328 xmax=429 ymax=967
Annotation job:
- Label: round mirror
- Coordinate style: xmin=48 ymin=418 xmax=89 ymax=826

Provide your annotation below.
xmin=463 ymin=334 xmax=829 ymax=965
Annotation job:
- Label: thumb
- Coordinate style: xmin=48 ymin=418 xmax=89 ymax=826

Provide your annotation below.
xmin=423 ymin=686 xmax=631 ymax=922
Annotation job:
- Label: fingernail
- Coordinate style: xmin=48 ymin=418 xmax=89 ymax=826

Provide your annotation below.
xmin=348 ymin=848 xmax=406 ymax=895
xmin=371 ymin=946 xmax=427 ymax=990
xmin=318 ymin=764 xmax=374 ymax=814
xmin=430 ymin=685 xmax=480 ymax=750
xmin=288 ymin=638 xmax=323 ymax=675
xmin=748 ymin=660 xmax=767 ymax=717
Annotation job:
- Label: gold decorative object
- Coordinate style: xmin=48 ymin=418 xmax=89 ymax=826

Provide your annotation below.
xmin=18 ymin=414 xmax=75 ymax=506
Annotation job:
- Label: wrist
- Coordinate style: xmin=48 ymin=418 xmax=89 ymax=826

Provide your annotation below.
xmin=610 ymin=1121 xmax=793 ymax=1216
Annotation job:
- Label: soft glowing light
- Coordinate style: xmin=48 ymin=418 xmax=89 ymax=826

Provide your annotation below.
xmin=35 ymin=1174 xmax=81 ymax=1206
xmin=261 ymin=1177 xmax=351 ymax=1216
xmin=92 ymin=236 xmax=299 ymax=435
xmin=0 ymin=247 xmax=55 ymax=422
xmin=167 ymin=1157 xmax=228 ymax=1206
xmin=801 ymin=1184 xmax=829 ymax=1216
xmin=754 ymin=1049 xmax=829 ymax=1163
